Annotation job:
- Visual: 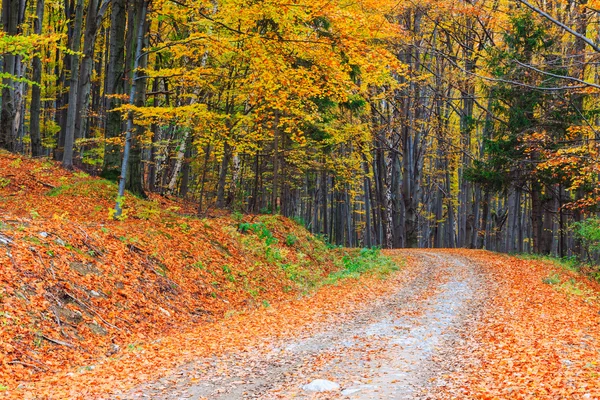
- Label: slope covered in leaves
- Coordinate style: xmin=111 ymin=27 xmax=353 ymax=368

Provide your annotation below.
xmin=0 ymin=151 xmax=398 ymax=398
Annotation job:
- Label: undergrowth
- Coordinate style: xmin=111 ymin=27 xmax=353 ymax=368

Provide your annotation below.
xmin=518 ymin=253 xmax=600 ymax=304
xmin=237 ymin=217 xmax=399 ymax=293
xmin=517 ymin=253 xmax=580 ymax=272
xmin=326 ymin=247 xmax=400 ymax=283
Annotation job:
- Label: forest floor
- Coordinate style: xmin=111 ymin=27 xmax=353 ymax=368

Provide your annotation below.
xmin=113 ymin=249 xmax=600 ymax=400
xmin=2 ymin=153 xmax=600 ymax=399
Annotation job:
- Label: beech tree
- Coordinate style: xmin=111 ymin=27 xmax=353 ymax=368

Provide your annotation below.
xmin=0 ymin=0 xmax=598 ymax=258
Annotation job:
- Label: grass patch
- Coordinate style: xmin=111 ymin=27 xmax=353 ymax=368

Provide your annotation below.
xmin=516 ymin=253 xmax=580 ymax=272
xmin=542 ymin=273 xmax=561 ymax=285
xmin=522 ymin=255 xmax=600 ymax=303
xmin=46 ymin=180 xmax=116 ymax=200
xmin=326 ymin=247 xmax=399 ymax=284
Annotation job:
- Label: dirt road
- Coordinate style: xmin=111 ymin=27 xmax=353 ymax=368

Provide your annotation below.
xmin=118 ymin=250 xmax=490 ymax=399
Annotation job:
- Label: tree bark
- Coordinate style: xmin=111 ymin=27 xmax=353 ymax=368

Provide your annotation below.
xmin=103 ymin=0 xmax=127 ymax=175
xmin=0 ymin=0 xmax=26 ymax=152
xmin=62 ymin=0 xmax=84 ymax=168
xmin=29 ymin=0 xmax=45 ymax=156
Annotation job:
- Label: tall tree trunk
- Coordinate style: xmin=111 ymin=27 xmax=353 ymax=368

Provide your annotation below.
xmin=61 ymin=0 xmax=84 ymax=168
xmin=271 ymin=115 xmax=280 ymax=214
xmin=125 ymin=0 xmax=148 ymax=197
xmin=363 ymin=160 xmax=372 ymax=247
xmin=167 ymin=129 xmax=190 ymax=193
xmin=531 ymin=180 xmax=544 ymax=254
xmin=0 ymin=0 xmax=25 ymax=152
xmin=216 ymin=141 xmax=232 ymax=208
xmin=74 ymin=0 xmax=110 ymax=144
xmin=114 ymin=0 xmax=147 ymax=218
xmin=384 ymin=142 xmax=394 ymax=249
xmin=197 ymin=143 xmax=212 ymax=215
xmin=29 ymin=0 xmax=45 ymax=156
xmin=103 ymin=0 xmax=127 ymax=175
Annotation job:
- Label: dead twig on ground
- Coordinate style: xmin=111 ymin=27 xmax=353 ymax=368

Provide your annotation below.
xmin=64 ymin=291 xmax=121 ymax=331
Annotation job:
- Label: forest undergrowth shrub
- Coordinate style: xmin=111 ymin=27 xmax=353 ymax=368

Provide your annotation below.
xmin=326 ymin=247 xmax=399 ymax=283
xmin=573 ymin=218 xmax=600 ymax=264
xmin=285 ymin=234 xmax=298 ymax=246
xmin=518 ymin=253 xmax=580 ymax=272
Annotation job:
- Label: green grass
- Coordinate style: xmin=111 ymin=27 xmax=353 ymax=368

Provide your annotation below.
xmin=46 ymin=179 xmax=116 ymax=200
xmin=326 ymin=247 xmax=400 ymax=284
xmin=516 ymin=253 xmax=580 ymax=272
xmin=542 ymin=273 xmax=561 ymax=285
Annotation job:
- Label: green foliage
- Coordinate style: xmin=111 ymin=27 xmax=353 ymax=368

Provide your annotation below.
xmin=222 ymin=265 xmax=236 ymax=282
xmin=265 ymin=246 xmax=282 ymax=263
xmin=238 ymin=221 xmax=277 ymax=246
xmin=517 ymin=253 xmax=579 ymax=272
xmin=179 ymin=222 xmax=192 ymax=234
xmin=285 ymin=234 xmax=298 ymax=246
xmin=109 ymin=196 xmax=127 ymax=220
xmin=191 ymin=260 xmax=205 ymax=270
xmin=231 ymin=211 xmax=244 ymax=222
xmin=466 ymin=12 xmax=575 ymax=192
xmin=46 ymin=179 xmax=117 ymax=199
xmin=573 ymin=218 xmax=600 ymax=257
xmin=327 ymin=247 xmax=399 ymax=282
xmin=9 ymin=158 xmax=22 ymax=168
xmin=291 ymin=216 xmax=305 ymax=227
xmin=135 ymin=203 xmax=161 ymax=220
xmin=542 ymin=273 xmax=561 ymax=285
xmin=0 ymin=177 xmax=10 ymax=188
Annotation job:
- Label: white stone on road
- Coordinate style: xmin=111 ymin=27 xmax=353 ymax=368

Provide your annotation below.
xmin=302 ymin=379 xmax=340 ymax=392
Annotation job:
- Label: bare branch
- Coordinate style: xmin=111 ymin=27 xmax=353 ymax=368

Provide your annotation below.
xmin=517 ymin=0 xmax=600 ymax=53
xmin=513 ymin=59 xmax=600 ymax=90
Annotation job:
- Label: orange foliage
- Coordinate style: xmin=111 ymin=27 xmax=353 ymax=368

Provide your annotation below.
xmin=0 ymin=152 xmax=366 ymax=398
xmin=438 ymin=250 xmax=600 ymax=399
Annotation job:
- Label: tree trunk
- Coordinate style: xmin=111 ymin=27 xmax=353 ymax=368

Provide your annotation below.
xmin=103 ymin=0 xmax=127 ymax=175
xmin=114 ymin=0 xmax=147 ymax=218
xmin=74 ymin=0 xmax=109 ymax=144
xmin=216 ymin=141 xmax=232 ymax=208
xmin=125 ymin=0 xmax=148 ymax=197
xmin=0 ymin=0 xmax=25 ymax=152
xmin=61 ymin=0 xmax=84 ymax=168
xmin=29 ymin=0 xmax=45 ymax=156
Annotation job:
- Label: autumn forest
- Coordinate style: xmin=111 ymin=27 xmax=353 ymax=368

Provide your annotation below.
xmin=1 ymin=0 xmax=600 ymax=257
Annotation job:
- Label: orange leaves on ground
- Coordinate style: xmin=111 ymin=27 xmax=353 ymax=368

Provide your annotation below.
xmin=0 ymin=152 xmax=403 ymax=399
xmin=4 ymin=153 xmax=600 ymax=398
xmin=438 ymin=250 xmax=600 ymax=399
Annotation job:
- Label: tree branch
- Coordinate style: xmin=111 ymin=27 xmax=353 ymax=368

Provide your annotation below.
xmin=517 ymin=0 xmax=600 ymax=53
xmin=513 ymin=59 xmax=600 ymax=90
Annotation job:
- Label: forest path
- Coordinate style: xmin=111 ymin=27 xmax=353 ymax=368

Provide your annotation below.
xmin=118 ymin=250 xmax=488 ymax=399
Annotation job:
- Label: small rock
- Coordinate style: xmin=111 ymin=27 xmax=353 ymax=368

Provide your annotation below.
xmin=87 ymin=321 xmax=107 ymax=336
xmin=69 ymin=262 xmax=101 ymax=276
xmin=39 ymin=232 xmax=49 ymax=238
xmin=159 ymin=307 xmax=171 ymax=317
xmin=55 ymin=238 xmax=66 ymax=246
xmin=106 ymin=344 xmax=120 ymax=356
xmin=302 ymin=379 xmax=340 ymax=392
xmin=0 ymin=233 xmax=13 ymax=245
xmin=90 ymin=290 xmax=101 ymax=297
